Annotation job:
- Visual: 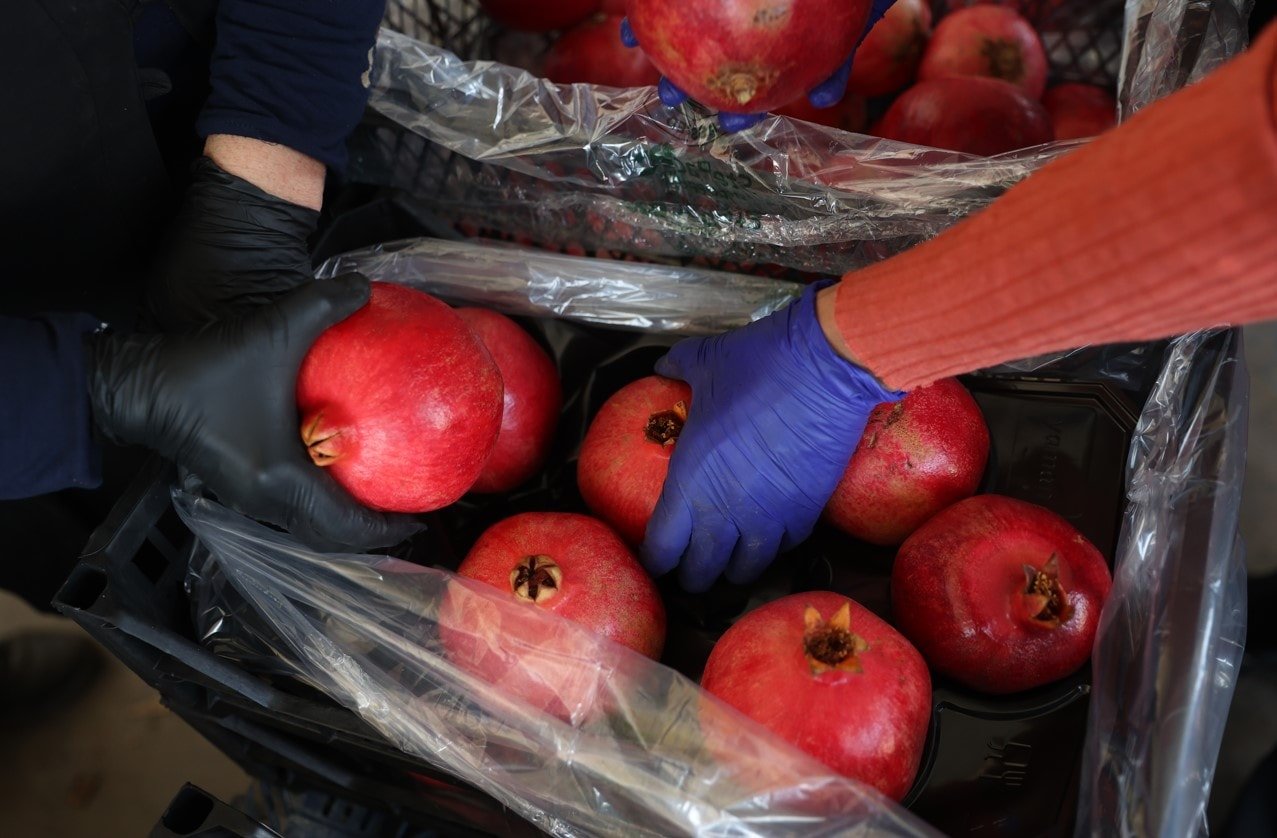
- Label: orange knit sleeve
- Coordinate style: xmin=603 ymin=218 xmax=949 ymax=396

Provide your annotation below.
xmin=834 ymin=21 xmax=1277 ymax=391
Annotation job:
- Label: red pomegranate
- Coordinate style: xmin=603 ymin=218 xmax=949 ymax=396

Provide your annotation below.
xmin=775 ymin=93 xmax=868 ymax=134
xmin=478 ymin=0 xmax=600 ymax=32
xmin=626 ymin=0 xmax=873 ymax=113
xmin=701 ymin=592 xmax=931 ymax=801
xmin=439 ymin=512 xmax=666 ymax=720
xmin=455 ymin=308 xmax=562 ymax=493
xmin=848 ymin=0 xmax=933 ymax=97
xmin=578 ymin=376 xmax=691 ymax=546
xmin=1042 ymin=83 xmax=1118 ymax=140
xmin=297 ymin=282 xmax=503 ymax=512
xmin=876 ymin=77 xmax=1053 ymax=155
xmin=543 ymin=14 xmax=661 ymax=88
xmin=918 ymin=5 xmax=1047 ymax=99
xmin=826 ymin=378 xmax=988 ymax=546
xmin=891 ymin=495 xmax=1113 ymax=694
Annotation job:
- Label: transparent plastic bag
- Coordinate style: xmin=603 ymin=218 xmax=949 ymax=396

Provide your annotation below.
xmin=349 ymin=0 xmax=1247 ymax=275
xmin=182 ymin=326 xmax=1246 ymax=836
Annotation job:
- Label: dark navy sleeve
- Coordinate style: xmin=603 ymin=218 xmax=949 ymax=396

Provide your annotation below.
xmin=0 ymin=314 xmax=103 ymax=499
xmin=195 ymin=0 xmax=386 ymax=171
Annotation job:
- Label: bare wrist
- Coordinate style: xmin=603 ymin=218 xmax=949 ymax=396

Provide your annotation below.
xmin=203 ymin=135 xmax=325 ymax=211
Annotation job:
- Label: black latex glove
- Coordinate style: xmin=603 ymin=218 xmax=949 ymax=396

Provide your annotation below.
xmin=91 ymin=273 xmax=421 ymax=551
xmin=146 ymin=157 xmax=319 ymax=332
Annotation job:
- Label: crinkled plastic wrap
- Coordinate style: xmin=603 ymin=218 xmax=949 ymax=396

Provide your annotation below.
xmin=348 ymin=1 xmax=1246 ymax=274
xmin=183 ymin=327 xmax=1246 ymax=836
xmin=315 ymin=237 xmax=799 ymax=334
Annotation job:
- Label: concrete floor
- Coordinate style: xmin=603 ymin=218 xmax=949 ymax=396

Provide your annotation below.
xmin=1 ymin=325 xmax=1276 ymax=836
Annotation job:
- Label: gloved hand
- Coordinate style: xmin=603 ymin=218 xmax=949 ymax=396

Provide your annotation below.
xmin=642 ymin=283 xmax=900 ymax=591
xmin=91 ymin=273 xmax=421 ymax=551
xmin=621 ymin=0 xmax=896 ymax=132
xmin=145 ymin=157 xmax=318 ymax=332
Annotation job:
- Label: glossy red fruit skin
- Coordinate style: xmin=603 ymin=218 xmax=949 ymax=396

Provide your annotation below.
xmin=775 ymin=93 xmax=869 ymax=133
xmin=440 ymin=512 xmax=666 ymax=720
xmin=701 ymin=591 xmax=931 ymax=801
xmin=1042 ymin=83 xmax=1117 ymax=140
xmin=891 ymin=494 xmax=1113 ymax=694
xmin=826 ymin=378 xmax=989 ymax=546
xmin=848 ymin=0 xmax=933 ymax=97
xmin=454 ymin=308 xmax=562 ymax=494
xmin=297 ymin=283 xmax=503 ymax=513
xmin=918 ymin=5 xmax=1048 ymax=99
xmin=578 ymin=376 xmax=692 ymax=546
xmin=626 ymin=0 xmax=873 ymax=113
xmin=876 ymin=76 xmax=1054 ymax=155
xmin=544 ymin=14 xmax=662 ymax=88
xmin=479 ymin=0 xmax=600 ymax=32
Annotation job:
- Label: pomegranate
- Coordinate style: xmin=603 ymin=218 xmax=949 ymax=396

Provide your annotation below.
xmin=478 ymin=0 xmax=599 ymax=32
xmin=1042 ymin=83 xmax=1117 ymax=140
xmin=625 ymin=0 xmax=873 ymax=113
xmin=918 ymin=5 xmax=1047 ymax=99
xmin=876 ymin=77 xmax=1053 ymax=155
xmin=297 ymin=282 xmax=503 ymax=512
xmin=826 ymin=378 xmax=988 ymax=546
xmin=892 ymin=494 xmax=1113 ymax=694
xmin=543 ymin=14 xmax=661 ymax=88
xmin=439 ymin=512 xmax=666 ymax=720
xmin=701 ymin=592 xmax=931 ymax=800
xmin=455 ymin=308 xmax=562 ymax=493
xmin=848 ymin=0 xmax=933 ymax=97
xmin=578 ymin=375 xmax=691 ymax=546
xmin=775 ymin=93 xmax=869 ymax=134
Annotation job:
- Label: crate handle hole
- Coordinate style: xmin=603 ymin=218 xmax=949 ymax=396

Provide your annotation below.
xmin=161 ymin=785 xmax=214 ymax=834
xmin=57 ymin=565 xmax=107 ymax=611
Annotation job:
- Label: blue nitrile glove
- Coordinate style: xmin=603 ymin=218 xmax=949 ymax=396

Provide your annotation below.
xmin=642 ymin=283 xmax=901 ymax=592
xmin=621 ymin=0 xmax=895 ymax=132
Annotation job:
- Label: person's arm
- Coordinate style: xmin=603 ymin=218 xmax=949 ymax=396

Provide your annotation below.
xmin=823 ymin=19 xmax=1277 ymax=388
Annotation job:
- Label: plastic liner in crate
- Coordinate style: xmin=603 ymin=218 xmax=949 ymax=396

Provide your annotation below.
xmin=152 ymin=783 xmax=281 ymax=838
xmin=166 ymin=304 xmax=1244 ymax=838
xmin=354 ymin=0 xmax=1249 ymax=275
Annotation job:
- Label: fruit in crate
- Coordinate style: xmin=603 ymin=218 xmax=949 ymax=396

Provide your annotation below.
xmin=479 ymin=0 xmax=600 ymax=32
xmin=578 ymin=375 xmax=691 ymax=546
xmin=625 ymin=0 xmax=873 ymax=113
xmin=891 ymin=494 xmax=1113 ymax=694
xmin=825 ymin=378 xmax=989 ymax=545
xmin=440 ymin=512 xmax=666 ymax=720
xmin=875 ymin=76 xmax=1053 ymax=155
xmin=918 ymin=5 xmax=1048 ymax=99
xmin=700 ymin=591 xmax=931 ymax=800
xmin=296 ymin=282 xmax=503 ymax=512
xmin=1042 ymin=83 xmax=1118 ymax=140
xmin=775 ymin=93 xmax=868 ymax=133
xmin=848 ymin=0 xmax=933 ymax=97
xmin=544 ymin=13 xmax=661 ymax=88
xmin=455 ymin=308 xmax=562 ymax=493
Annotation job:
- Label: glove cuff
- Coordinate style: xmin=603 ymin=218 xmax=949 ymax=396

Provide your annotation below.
xmin=792 ymin=282 xmax=904 ymax=405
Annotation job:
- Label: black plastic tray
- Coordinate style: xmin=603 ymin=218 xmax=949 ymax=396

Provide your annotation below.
xmin=55 ymin=316 xmax=1166 ymax=837
xmin=151 ymin=783 xmax=279 ymax=838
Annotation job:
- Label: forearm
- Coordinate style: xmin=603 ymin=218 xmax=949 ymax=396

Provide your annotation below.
xmin=0 ymin=315 xmax=103 ymax=499
xmin=825 ymin=21 xmax=1277 ymax=390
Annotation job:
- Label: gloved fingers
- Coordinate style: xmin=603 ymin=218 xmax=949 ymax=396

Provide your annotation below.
xmin=866 ymin=0 xmax=898 ymax=35
xmin=779 ymin=512 xmax=822 ymax=554
xmin=290 ymin=471 xmax=425 ymax=551
xmin=718 ymin=112 xmax=767 ymax=132
xmin=272 ymin=272 xmax=371 ymax=355
xmin=807 ymin=57 xmax=854 ymax=108
xmin=641 ymin=480 xmax=694 ymax=577
xmin=676 ymin=511 xmax=740 ymax=593
xmin=658 ymin=77 xmax=689 ymax=107
xmin=724 ymin=521 xmax=786 ymax=586
xmin=620 ymin=17 xmax=639 ymax=48
xmin=653 ymin=336 xmax=706 ymax=383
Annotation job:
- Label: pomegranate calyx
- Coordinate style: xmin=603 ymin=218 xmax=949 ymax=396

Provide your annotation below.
xmin=302 ymin=413 xmax=342 ymax=466
xmin=802 ymin=603 xmax=869 ymax=675
xmin=982 ymin=38 xmax=1025 ymax=83
xmin=510 ymin=555 xmax=562 ymax=604
xmin=1021 ymin=554 xmax=1073 ymax=627
xmin=644 ymin=401 xmax=689 ymax=446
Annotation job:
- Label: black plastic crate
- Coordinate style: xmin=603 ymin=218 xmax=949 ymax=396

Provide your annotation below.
xmin=55 ymin=315 xmax=1171 ymax=837
xmin=152 ymin=784 xmax=280 ymax=838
